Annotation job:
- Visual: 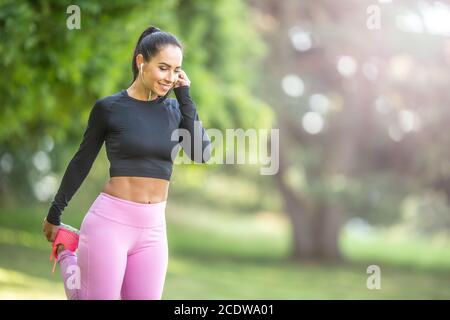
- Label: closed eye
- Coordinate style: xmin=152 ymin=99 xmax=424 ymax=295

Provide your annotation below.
xmin=160 ymin=67 xmax=180 ymax=73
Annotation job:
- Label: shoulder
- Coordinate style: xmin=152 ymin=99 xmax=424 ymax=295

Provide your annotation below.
xmin=166 ymin=97 xmax=179 ymax=108
xmin=91 ymin=91 xmax=126 ymax=118
xmin=165 ymin=97 xmax=182 ymax=114
xmin=165 ymin=97 xmax=183 ymax=121
xmin=88 ymin=91 xmax=123 ymax=122
xmin=95 ymin=91 xmax=123 ymax=110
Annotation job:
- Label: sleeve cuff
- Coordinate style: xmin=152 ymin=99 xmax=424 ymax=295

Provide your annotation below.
xmin=46 ymin=206 xmax=61 ymax=226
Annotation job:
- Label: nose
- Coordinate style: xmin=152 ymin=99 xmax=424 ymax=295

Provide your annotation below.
xmin=164 ymin=71 xmax=178 ymax=84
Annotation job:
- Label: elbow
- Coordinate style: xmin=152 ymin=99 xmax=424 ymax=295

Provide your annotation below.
xmin=201 ymin=140 xmax=212 ymax=163
xmin=188 ymin=143 xmax=211 ymax=164
xmin=180 ymin=129 xmax=212 ymax=164
xmin=201 ymin=131 xmax=212 ymax=163
xmin=197 ymin=135 xmax=212 ymax=163
xmin=198 ymin=144 xmax=211 ymax=163
xmin=70 ymin=157 xmax=95 ymax=172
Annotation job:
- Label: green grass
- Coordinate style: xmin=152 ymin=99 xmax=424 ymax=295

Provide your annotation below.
xmin=341 ymin=228 xmax=450 ymax=273
xmin=0 ymin=201 xmax=449 ymax=299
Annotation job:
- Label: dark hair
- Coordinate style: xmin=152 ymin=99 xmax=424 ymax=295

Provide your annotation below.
xmin=131 ymin=25 xmax=183 ymax=83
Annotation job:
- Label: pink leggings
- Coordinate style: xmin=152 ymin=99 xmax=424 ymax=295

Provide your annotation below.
xmin=56 ymin=192 xmax=169 ymax=300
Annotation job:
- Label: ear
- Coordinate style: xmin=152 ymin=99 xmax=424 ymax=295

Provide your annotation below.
xmin=136 ymin=53 xmax=144 ymax=68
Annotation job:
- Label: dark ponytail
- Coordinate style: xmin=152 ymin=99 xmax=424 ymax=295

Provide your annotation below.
xmin=131 ymin=25 xmax=183 ymax=84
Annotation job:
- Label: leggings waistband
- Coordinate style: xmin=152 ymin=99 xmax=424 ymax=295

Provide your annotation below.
xmin=88 ymin=192 xmax=167 ymax=228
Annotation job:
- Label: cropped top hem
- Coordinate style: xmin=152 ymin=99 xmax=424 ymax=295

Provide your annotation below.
xmin=109 ymin=166 xmax=172 ymax=181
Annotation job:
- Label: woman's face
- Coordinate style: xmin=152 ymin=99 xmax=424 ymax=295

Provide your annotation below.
xmin=138 ymin=45 xmax=183 ymax=96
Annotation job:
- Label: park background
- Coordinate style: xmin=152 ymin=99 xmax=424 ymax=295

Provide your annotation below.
xmin=0 ymin=0 xmax=449 ymax=299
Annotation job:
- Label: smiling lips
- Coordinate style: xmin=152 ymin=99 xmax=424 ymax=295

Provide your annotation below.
xmin=159 ymin=83 xmax=171 ymax=91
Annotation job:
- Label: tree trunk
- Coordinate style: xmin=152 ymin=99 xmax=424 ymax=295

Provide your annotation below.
xmin=273 ymin=127 xmax=343 ymax=262
xmin=255 ymin=0 xmax=347 ymax=263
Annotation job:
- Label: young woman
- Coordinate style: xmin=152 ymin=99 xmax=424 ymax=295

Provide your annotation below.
xmin=41 ymin=25 xmax=211 ymax=300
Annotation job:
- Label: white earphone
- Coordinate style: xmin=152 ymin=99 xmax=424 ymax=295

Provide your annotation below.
xmin=138 ymin=62 xmax=154 ymax=101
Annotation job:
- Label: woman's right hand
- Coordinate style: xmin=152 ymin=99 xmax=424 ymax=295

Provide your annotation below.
xmin=42 ymin=217 xmax=59 ymax=242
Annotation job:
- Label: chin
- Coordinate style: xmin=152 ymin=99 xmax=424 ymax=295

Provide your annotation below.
xmin=156 ymin=82 xmax=172 ymax=93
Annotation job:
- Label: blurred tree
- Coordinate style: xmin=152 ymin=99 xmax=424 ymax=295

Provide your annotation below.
xmin=249 ymin=0 xmax=450 ymax=261
xmin=0 ymin=0 xmax=273 ymax=204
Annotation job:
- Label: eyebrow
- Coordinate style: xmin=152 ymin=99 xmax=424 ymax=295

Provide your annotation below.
xmin=158 ymin=62 xmax=181 ymax=69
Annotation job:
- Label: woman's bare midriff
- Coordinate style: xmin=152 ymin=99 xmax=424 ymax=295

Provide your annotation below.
xmin=101 ymin=176 xmax=170 ymax=204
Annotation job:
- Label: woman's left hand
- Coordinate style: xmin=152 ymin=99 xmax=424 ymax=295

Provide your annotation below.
xmin=174 ymin=70 xmax=191 ymax=88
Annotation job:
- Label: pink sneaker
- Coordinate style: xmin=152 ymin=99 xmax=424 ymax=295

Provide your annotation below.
xmin=49 ymin=223 xmax=80 ymax=273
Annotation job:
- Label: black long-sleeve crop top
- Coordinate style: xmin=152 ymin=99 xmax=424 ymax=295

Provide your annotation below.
xmin=46 ymin=85 xmax=211 ymax=225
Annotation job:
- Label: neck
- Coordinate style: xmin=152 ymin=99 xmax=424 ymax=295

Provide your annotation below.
xmin=127 ymin=80 xmax=159 ymax=101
